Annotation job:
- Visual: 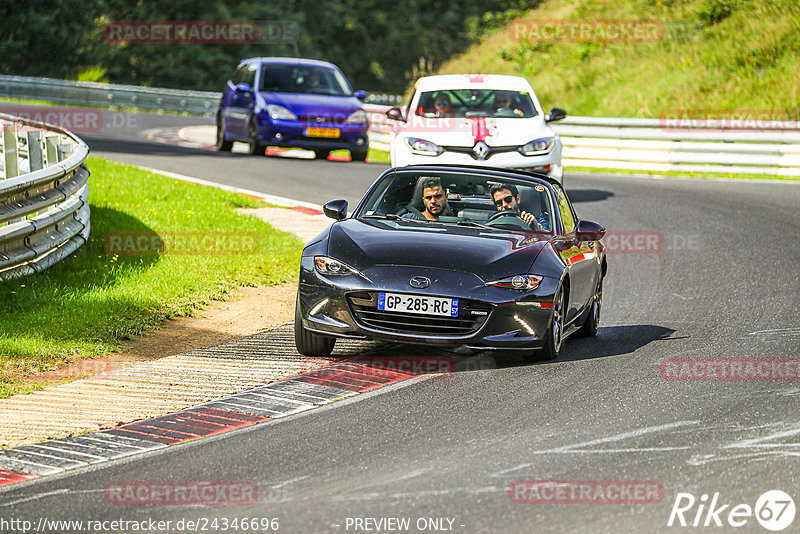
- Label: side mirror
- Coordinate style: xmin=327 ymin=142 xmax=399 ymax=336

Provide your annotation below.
xmin=354 ymin=90 xmax=367 ymax=101
xmin=385 ymin=107 xmax=405 ymax=122
xmin=235 ymin=83 xmax=252 ymax=93
xmin=545 ymin=107 xmax=567 ymax=122
xmin=576 ymin=220 xmax=605 ymax=241
xmin=323 ymin=199 xmax=348 ymax=221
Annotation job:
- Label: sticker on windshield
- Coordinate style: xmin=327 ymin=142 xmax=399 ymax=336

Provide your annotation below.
xmin=535 ymin=185 xmax=545 ymax=192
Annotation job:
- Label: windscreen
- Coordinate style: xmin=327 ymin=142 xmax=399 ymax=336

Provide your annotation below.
xmin=359 ymin=171 xmax=554 ymax=233
xmin=415 ymin=89 xmax=537 ymax=118
xmin=258 ymin=65 xmax=352 ymax=96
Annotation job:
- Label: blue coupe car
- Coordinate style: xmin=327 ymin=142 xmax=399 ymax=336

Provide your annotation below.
xmin=216 ymin=57 xmax=369 ymax=160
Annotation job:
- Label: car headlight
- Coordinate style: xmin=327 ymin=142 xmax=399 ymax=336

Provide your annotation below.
xmin=345 ymin=110 xmax=367 ymax=124
xmin=485 ymin=274 xmax=542 ymax=290
xmin=518 ymin=137 xmax=554 ymax=156
xmin=267 ymin=105 xmax=297 ymax=120
xmin=314 ymin=256 xmax=361 ymax=276
xmin=406 ymin=137 xmax=444 ymax=156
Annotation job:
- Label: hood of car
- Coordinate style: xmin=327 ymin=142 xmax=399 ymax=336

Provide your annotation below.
xmin=259 ymin=92 xmax=362 ymax=120
xmin=327 ymin=218 xmax=548 ymax=282
xmin=398 ymin=116 xmax=554 ymax=147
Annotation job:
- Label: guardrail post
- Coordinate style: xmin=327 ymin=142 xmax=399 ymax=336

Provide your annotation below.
xmin=2 ymin=122 xmax=18 ymax=179
xmin=45 ymin=135 xmax=61 ymax=166
xmin=26 ymin=131 xmax=44 ymax=171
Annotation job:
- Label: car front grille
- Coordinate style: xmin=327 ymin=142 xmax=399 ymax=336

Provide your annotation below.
xmin=298 ymin=116 xmax=347 ymax=124
xmin=442 ymin=145 xmax=519 ymax=160
xmin=347 ymin=292 xmax=491 ymax=337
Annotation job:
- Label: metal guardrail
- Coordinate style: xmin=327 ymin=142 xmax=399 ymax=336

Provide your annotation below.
xmin=365 ymin=105 xmax=800 ymax=176
xmin=0 ymin=75 xmax=404 ymax=116
xmin=554 ymin=116 xmax=800 ymax=177
xmin=0 ymin=75 xmax=220 ymax=116
xmin=0 ymin=113 xmax=90 ymax=280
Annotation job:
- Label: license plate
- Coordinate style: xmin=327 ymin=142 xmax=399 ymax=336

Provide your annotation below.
xmin=377 ymin=293 xmax=459 ymax=317
xmin=305 ymin=127 xmax=340 ymax=138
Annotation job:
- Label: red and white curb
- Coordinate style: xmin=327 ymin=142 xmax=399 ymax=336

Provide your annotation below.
xmin=0 ymin=362 xmax=418 ymax=487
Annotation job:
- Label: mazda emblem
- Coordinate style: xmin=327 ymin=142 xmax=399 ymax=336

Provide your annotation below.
xmin=409 ymin=276 xmax=430 ymax=289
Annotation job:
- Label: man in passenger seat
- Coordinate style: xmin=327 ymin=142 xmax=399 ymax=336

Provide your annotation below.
xmin=489 ymin=183 xmax=548 ymax=231
xmin=403 ymin=177 xmax=451 ymax=221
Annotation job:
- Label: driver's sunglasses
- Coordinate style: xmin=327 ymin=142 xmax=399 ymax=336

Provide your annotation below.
xmin=435 ymin=100 xmax=450 ymax=106
xmin=494 ymin=195 xmax=514 ymax=207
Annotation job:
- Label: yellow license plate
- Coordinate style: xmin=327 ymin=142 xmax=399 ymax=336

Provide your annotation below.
xmin=305 ymin=127 xmax=340 ymax=138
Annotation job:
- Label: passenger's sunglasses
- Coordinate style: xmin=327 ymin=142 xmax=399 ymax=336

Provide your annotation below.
xmin=494 ymin=195 xmax=515 ymax=207
xmin=435 ymin=100 xmax=450 ymax=106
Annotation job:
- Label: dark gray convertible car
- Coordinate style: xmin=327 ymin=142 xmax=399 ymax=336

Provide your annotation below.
xmin=295 ymin=165 xmax=607 ymax=360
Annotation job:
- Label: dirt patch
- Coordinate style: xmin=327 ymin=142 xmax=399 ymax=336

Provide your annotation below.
xmin=119 ymin=283 xmax=298 ymax=360
xmin=20 ymin=283 xmax=299 ymax=388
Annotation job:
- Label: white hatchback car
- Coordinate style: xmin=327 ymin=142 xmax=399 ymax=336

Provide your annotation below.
xmin=387 ymin=74 xmax=567 ymax=182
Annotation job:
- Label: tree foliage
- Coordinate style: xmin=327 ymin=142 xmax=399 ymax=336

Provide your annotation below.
xmin=0 ymin=0 xmax=535 ymax=93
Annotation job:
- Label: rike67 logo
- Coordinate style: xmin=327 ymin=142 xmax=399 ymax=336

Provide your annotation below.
xmin=668 ymin=490 xmax=796 ymax=531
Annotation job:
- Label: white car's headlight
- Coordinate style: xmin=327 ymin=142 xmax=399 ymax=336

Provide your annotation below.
xmin=485 ymin=274 xmax=542 ymax=290
xmin=314 ymin=256 xmax=361 ymax=276
xmin=406 ymin=137 xmax=444 ymax=156
xmin=345 ymin=110 xmax=367 ymax=124
xmin=267 ymin=105 xmax=297 ymax=120
xmin=518 ymin=137 xmax=555 ymax=156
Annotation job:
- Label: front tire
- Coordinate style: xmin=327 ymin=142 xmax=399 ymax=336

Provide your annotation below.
xmin=216 ymin=115 xmax=233 ymax=152
xmin=538 ymin=283 xmax=565 ymax=360
xmin=351 ymin=149 xmax=368 ymax=162
xmin=247 ymin=117 xmax=266 ymax=156
xmin=576 ymin=276 xmax=602 ymax=337
xmin=294 ymin=296 xmax=335 ymax=357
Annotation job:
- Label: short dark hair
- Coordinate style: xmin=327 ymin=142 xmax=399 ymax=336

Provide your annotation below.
xmin=490 ymin=182 xmax=519 ymax=198
xmin=419 ymin=176 xmax=443 ymax=191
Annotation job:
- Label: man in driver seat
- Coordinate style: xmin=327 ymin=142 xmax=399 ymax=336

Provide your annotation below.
xmin=490 ymin=183 xmax=548 ymax=231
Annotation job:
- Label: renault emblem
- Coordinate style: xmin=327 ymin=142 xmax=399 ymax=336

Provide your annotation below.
xmin=409 ymin=276 xmax=430 ymax=289
xmin=473 ymin=141 xmax=489 ymax=160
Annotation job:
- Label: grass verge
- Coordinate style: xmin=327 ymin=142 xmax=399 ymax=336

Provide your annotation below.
xmin=0 ymin=156 xmax=303 ymax=397
xmin=438 ymin=0 xmax=800 ymax=118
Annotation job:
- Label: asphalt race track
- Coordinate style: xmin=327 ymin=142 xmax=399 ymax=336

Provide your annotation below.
xmin=2 ymin=106 xmax=800 ymax=533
